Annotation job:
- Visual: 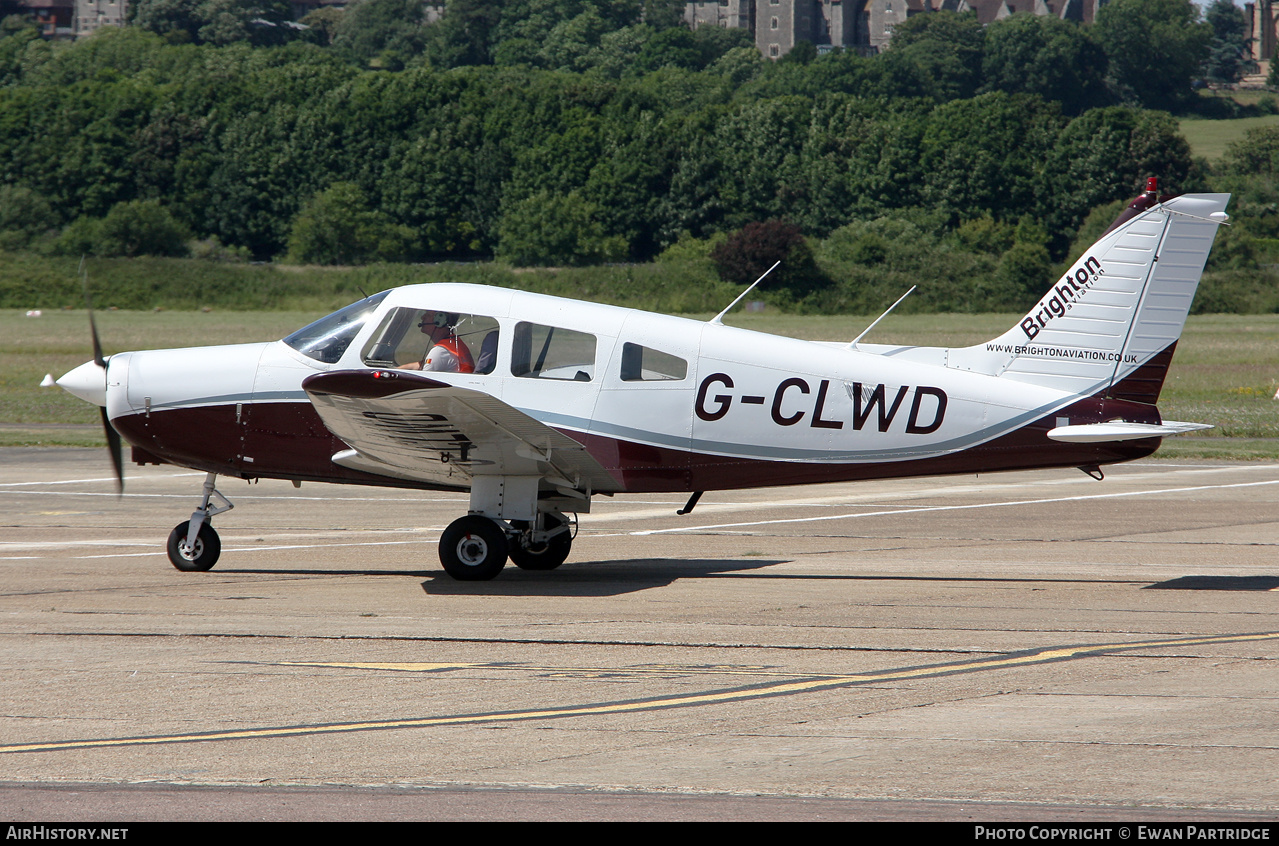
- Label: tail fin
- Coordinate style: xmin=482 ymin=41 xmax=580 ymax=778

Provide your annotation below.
xmin=951 ymin=182 xmax=1229 ymax=403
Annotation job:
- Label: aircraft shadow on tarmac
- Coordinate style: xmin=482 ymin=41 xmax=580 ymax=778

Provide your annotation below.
xmin=420 ymin=558 xmax=787 ymax=597
xmin=1145 ymin=575 xmax=1279 ymax=591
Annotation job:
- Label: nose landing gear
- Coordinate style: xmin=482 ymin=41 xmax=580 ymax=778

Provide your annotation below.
xmin=166 ymin=472 xmax=234 ymax=572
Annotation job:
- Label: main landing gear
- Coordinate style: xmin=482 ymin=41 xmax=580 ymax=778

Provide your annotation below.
xmin=438 ymin=510 xmax=575 ymax=581
xmin=166 ymin=472 xmax=233 ymax=572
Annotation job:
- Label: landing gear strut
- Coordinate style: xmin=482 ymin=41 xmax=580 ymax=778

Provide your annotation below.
xmin=167 ymin=472 xmax=233 ymax=572
xmin=437 ymin=475 xmax=583 ymax=581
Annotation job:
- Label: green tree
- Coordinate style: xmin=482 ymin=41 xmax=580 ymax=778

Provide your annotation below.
xmin=300 ymin=7 xmax=344 ymax=46
xmin=632 ymin=26 xmax=704 ymax=73
xmin=0 ymin=19 xmax=42 ymax=86
xmin=1093 ymin=0 xmax=1212 ymax=110
xmin=1044 ymin=106 xmax=1194 ymax=241
xmin=980 ymin=14 xmax=1109 ymax=115
xmin=1220 ymin=126 xmax=1279 ymax=176
xmin=0 ymin=185 xmax=59 ymax=250
xmin=919 ymin=92 xmax=1065 ymax=223
xmin=332 ymin=0 xmax=428 ymax=69
xmin=94 ymin=199 xmax=191 ymax=257
xmin=127 ymin=0 xmax=204 ymax=43
xmin=197 ymin=0 xmax=296 ymax=47
xmin=128 ymin=0 xmax=294 ymax=46
xmin=496 ymin=189 xmax=626 ymax=266
xmin=287 ymin=182 xmax=415 ymax=265
xmin=1202 ymin=0 xmax=1252 ymax=85
xmin=425 ymin=0 xmax=502 ymax=67
xmin=882 ymin=11 xmax=986 ymax=102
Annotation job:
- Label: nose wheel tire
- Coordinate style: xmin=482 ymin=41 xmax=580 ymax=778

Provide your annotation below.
xmin=439 ymin=516 xmax=508 ymax=581
xmin=508 ymin=518 xmax=572 ymax=571
xmin=167 ymin=520 xmax=221 ymax=572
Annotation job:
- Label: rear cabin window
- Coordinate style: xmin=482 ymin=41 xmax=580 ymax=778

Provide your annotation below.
xmin=511 ymin=322 xmax=597 ymax=382
xmin=362 ymin=308 xmax=500 ymax=374
xmin=620 ymin=342 xmax=688 ymax=382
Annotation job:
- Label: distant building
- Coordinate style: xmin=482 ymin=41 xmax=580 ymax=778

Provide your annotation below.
xmin=955 ymin=0 xmax=1102 ymax=24
xmin=685 ymin=0 xmax=756 ymax=32
xmin=73 ymin=0 xmax=126 ymax=36
xmin=686 ymin=0 xmax=1104 ymax=60
xmin=1246 ymin=0 xmax=1275 ymax=63
xmin=19 ymin=0 xmax=74 ymax=38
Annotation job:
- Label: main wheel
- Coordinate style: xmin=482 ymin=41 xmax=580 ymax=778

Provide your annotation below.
xmin=439 ymin=516 xmax=508 ymax=581
xmin=167 ymin=520 xmax=221 ymax=572
xmin=508 ymin=517 xmax=572 ymax=571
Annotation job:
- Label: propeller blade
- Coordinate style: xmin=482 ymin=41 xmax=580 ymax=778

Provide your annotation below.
xmin=99 ymin=406 xmax=124 ymax=495
xmin=80 ymin=260 xmax=120 ymax=493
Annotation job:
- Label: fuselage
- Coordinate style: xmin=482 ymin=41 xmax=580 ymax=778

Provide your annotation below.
xmin=102 ymin=283 xmax=1161 ymax=493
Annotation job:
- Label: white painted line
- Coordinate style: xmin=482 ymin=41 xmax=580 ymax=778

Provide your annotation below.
xmin=0 ymin=473 xmax=203 ymax=487
xmin=71 ymin=538 xmax=435 ymax=560
xmin=0 ymin=491 xmax=465 ymax=503
xmin=631 ymin=479 xmax=1279 ymax=535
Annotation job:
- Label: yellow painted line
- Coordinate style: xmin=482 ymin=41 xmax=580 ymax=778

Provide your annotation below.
xmin=3 ymin=631 xmax=1276 ymax=755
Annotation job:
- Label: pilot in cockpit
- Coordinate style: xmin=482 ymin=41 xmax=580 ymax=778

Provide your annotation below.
xmin=399 ymin=311 xmax=475 ymax=373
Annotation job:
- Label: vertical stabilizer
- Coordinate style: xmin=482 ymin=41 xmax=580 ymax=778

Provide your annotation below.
xmin=948 ymin=187 xmax=1229 ymax=402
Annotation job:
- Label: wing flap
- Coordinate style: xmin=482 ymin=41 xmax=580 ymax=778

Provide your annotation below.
xmin=302 ymin=370 xmax=616 ymax=491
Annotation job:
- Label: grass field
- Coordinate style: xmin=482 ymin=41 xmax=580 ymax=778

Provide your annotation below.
xmin=3 ymin=309 xmax=1276 ymax=459
xmin=1177 ymin=113 xmax=1279 ymax=161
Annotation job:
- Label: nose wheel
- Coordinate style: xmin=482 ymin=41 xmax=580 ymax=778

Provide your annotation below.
xmin=167 ymin=520 xmax=221 ymax=571
xmin=439 ymin=515 xmax=509 ymax=581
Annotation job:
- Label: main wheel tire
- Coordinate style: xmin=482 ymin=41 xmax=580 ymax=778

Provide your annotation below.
xmin=439 ymin=515 xmax=508 ymax=581
xmin=167 ymin=520 xmax=220 ymax=572
xmin=508 ymin=518 xmax=572 ymax=571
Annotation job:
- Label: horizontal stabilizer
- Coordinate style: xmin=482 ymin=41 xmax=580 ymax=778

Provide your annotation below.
xmin=1047 ymin=420 xmax=1213 ymax=443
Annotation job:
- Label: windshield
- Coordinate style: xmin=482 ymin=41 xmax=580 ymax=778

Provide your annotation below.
xmin=283 ymin=291 xmax=389 ymax=364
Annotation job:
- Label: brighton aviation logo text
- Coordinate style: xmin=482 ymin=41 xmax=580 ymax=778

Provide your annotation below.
xmin=1021 ymin=256 xmax=1104 ymax=340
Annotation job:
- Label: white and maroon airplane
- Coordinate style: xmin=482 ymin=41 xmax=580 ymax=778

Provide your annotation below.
xmin=55 ymin=181 xmax=1230 ymax=580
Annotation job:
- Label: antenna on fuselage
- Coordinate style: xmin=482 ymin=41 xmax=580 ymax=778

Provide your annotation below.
xmin=848 ymin=285 xmax=916 ymax=350
xmin=708 ymin=260 xmax=781 ymax=325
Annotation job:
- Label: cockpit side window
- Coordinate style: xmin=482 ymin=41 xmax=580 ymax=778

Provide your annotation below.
xmin=511 ymin=322 xmax=597 ymax=381
xmin=284 ymin=292 xmax=389 ymax=364
xmin=361 ymin=307 xmax=500 ymax=374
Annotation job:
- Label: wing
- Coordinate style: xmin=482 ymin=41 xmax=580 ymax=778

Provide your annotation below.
xmin=302 ymin=370 xmax=616 ymax=492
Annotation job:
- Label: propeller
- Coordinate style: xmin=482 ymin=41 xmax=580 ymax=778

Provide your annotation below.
xmin=79 ymin=258 xmax=124 ymax=494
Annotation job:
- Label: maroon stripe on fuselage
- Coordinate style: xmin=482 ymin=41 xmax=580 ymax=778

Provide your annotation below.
xmin=113 ymin=392 xmax=1162 ymax=495
xmin=1101 ymin=342 xmax=1177 ymax=406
